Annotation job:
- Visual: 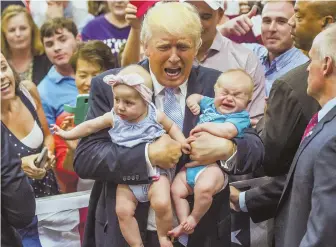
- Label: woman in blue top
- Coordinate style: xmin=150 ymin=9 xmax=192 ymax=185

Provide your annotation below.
xmin=169 ymin=69 xmax=254 ymax=238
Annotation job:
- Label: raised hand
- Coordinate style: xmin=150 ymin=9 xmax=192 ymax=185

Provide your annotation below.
xmin=219 ymin=5 xmax=258 ymax=37
xmin=125 ymin=3 xmax=142 ymax=30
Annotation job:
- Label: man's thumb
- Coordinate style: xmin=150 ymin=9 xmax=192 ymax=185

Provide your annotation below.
xmin=247 ymin=5 xmax=258 ymax=18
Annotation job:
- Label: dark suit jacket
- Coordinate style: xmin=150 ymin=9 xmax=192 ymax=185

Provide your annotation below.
xmin=244 ymin=62 xmax=320 ymax=223
xmin=74 ymin=60 xmax=264 ymax=247
xmin=275 ymin=106 xmax=336 ymax=247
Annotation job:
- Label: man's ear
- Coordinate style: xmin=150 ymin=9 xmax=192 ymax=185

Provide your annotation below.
xmin=144 ymin=42 xmax=150 ymax=57
xmin=217 ymin=9 xmax=225 ymax=24
xmin=323 ymin=56 xmax=334 ymax=77
xmin=322 ymin=16 xmax=335 ymax=29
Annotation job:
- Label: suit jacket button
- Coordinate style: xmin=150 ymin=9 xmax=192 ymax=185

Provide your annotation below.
xmin=127 ymin=176 xmax=131 ymax=180
xmin=132 ymin=176 xmax=135 ymax=180
xmin=123 ymin=176 xmax=126 ymax=181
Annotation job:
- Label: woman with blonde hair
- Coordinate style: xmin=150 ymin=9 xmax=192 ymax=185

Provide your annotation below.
xmin=1 ymin=5 xmax=52 ymax=85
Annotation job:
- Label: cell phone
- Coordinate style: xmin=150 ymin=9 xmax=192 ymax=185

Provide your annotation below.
xmin=64 ymin=94 xmax=90 ymax=125
xmin=130 ymin=1 xmax=158 ymax=18
xmin=34 ymin=147 xmax=49 ymax=169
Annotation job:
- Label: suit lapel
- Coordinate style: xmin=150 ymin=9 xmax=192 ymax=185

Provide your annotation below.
xmin=277 ymin=106 xmax=336 ymax=211
xmin=183 ymin=66 xmax=204 ymax=137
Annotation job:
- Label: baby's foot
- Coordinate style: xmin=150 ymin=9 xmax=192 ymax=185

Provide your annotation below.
xmin=158 ymin=236 xmax=173 ymax=247
xmin=181 ymin=215 xmax=198 ymax=232
xmin=168 ymin=223 xmax=194 ymax=238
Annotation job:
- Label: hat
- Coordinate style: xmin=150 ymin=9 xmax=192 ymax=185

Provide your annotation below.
xmin=180 ymin=0 xmax=225 ymax=10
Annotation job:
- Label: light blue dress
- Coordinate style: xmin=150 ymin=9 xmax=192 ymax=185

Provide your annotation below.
xmin=109 ymin=102 xmax=168 ymax=202
xmin=186 ymin=96 xmax=251 ymax=188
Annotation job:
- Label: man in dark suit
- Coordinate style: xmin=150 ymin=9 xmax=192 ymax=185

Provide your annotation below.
xmin=276 ymin=23 xmax=336 ymax=247
xmin=73 ymin=2 xmax=264 ymax=247
xmin=230 ymin=0 xmax=336 ymax=224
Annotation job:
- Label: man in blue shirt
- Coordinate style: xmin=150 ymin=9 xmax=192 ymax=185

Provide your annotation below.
xmin=38 ymin=18 xmax=79 ymax=125
xmin=228 ymin=1 xmax=309 ymax=96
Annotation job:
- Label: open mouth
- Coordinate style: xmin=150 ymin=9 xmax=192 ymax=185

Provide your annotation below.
xmin=1 ymin=82 xmax=10 ymax=92
xmin=165 ymin=68 xmax=182 ymax=78
xmin=221 ymin=102 xmax=235 ymax=109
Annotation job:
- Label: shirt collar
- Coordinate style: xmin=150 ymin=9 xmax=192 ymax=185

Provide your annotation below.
xmin=195 ymin=30 xmax=223 ymax=64
xmin=318 ymin=97 xmax=336 ymax=122
xmin=47 ymin=66 xmax=73 ymax=84
xmin=149 ymin=67 xmax=188 ymax=97
xmin=262 ymin=47 xmax=301 ymax=71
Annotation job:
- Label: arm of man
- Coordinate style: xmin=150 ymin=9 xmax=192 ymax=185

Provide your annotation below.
xmin=261 ymin=78 xmax=311 ymax=176
xmin=74 ymin=74 xmax=181 ymax=183
xmin=230 ymin=175 xmax=286 ymax=223
xmin=299 ymin=137 xmax=336 ymax=247
xmin=187 ymin=128 xmax=264 ymax=175
xmin=121 ymin=3 xmax=142 ymax=67
xmin=73 ymin=75 xmax=149 ymax=183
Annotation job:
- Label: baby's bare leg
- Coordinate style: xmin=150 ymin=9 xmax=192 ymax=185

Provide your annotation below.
xmin=148 ymin=175 xmax=173 ymax=247
xmin=183 ymin=164 xmax=225 ymax=232
xmin=116 ymin=184 xmax=143 ymax=247
xmin=168 ymin=170 xmax=194 ymax=237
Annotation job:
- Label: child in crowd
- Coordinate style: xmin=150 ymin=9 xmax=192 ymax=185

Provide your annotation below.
xmin=169 ymin=69 xmax=253 ymax=237
xmin=51 ymin=64 xmax=189 ymax=247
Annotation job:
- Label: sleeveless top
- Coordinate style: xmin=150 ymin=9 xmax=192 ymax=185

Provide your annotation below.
xmin=108 ymin=102 xmax=166 ymax=148
xmin=1 ymin=86 xmax=59 ymax=198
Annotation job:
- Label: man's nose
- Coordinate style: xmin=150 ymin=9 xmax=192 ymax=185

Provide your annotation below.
xmin=288 ymin=14 xmax=295 ymax=28
xmin=269 ymin=21 xmax=277 ymax=31
xmin=168 ymin=48 xmax=181 ymax=64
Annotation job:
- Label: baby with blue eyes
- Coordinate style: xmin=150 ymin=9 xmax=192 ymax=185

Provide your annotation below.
xmin=169 ymin=69 xmax=254 ymax=237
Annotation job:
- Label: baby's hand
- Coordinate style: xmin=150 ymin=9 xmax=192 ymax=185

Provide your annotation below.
xmin=50 ymin=124 xmax=68 ymax=139
xmin=181 ymin=141 xmax=191 ymax=154
xmin=186 ymin=98 xmax=200 ymax=115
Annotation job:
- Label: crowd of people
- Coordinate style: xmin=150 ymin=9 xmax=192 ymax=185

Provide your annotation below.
xmin=1 ymin=1 xmax=336 ymax=247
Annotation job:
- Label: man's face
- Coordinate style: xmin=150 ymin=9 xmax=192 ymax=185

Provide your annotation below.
xmin=288 ymin=0 xmax=324 ymax=51
xmin=261 ymin=2 xmax=294 ymax=56
xmin=188 ymin=1 xmax=223 ymax=48
xmin=144 ymin=31 xmax=197 ymax=88
xmin=307 ymin=46 xmax=324 ymax=99
xmin=43 ymin=28 xmax=78 ymax=68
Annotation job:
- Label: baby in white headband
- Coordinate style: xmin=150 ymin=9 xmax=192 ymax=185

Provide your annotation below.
xmin=51 ymin=64 xmax=189 ymax=247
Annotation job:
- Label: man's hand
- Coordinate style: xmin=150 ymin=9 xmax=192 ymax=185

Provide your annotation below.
xmin=230 ymin=186 xmax=242 ymax=212
xmin=219 ymin=5 xmax=258 ymax=37
xmin=125 ymin=3 xmax=142 ymax=30
xmin=148 ymin=134 xmax=182 ymax=169
xmin=185 ymin=132 xmax=234 ymax=167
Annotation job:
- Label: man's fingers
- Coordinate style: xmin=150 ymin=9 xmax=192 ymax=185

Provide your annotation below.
xmin=238 ymin=18 xmax=252 ymax=32
xmin=247 ymin=5 xmax=258 ymax=19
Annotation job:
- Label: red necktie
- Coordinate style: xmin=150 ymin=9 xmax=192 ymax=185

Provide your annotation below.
xmin=301 ymin=113 xmax=318 ymax=142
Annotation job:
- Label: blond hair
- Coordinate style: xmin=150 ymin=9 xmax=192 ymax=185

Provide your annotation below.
xmin=1 ymin=5 xmax=44 ymax=58
xmin=215 ymin=69 xmax=254 ymax=99
xmin=141 ymin=2 xmax=202 ymax=49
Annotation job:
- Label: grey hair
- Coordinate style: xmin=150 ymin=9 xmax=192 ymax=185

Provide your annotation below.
xmin=313 ymin=23 xmax=336 ymax=66
xmin=140 ymin=2 xmax=202 ymax=50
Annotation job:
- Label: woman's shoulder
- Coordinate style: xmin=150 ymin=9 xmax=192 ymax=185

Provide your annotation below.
xmin=20 ymin=81 xmax=39 ymax=109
